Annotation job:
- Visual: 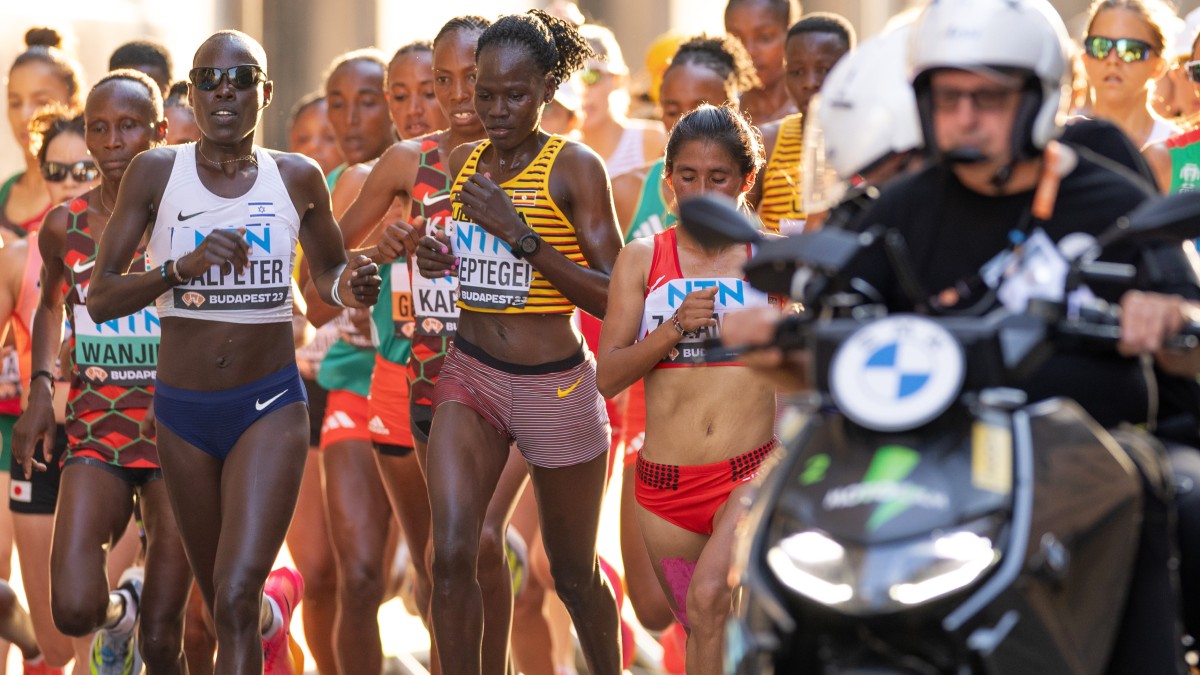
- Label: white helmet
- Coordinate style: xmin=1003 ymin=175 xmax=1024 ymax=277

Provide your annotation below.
xmin=801 ymin=24 xmax=921 ymax=212
xmin=909 ymin=0 xmax=1071 ymax=161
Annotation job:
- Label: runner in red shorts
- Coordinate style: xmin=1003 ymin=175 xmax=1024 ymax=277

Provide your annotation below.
xmin=598 ymin=105 xmax=780 ymax=672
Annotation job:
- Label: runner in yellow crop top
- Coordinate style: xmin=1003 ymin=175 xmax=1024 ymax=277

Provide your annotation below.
xmin=399 ymin=10 xmax=624 ymax=675
xmin=756 ymin=12 xmax=853 ymax=232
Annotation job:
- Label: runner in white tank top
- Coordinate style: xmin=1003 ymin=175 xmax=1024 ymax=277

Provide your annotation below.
xmin=85 ymin=30 xmax=381 ymax=674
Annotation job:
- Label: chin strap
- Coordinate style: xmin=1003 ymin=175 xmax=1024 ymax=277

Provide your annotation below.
xmin=989 ymin=161 xmax=1016 ymax=192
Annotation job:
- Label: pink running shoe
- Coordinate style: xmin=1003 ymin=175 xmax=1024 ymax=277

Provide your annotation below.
xmin=262 ymin=566 xmax=305 ymax=675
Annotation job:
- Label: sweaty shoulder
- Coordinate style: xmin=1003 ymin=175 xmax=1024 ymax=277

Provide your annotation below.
xmin=556 ymin=137 xmax=607 ymax=172
xmin=269 ymin=150 xmax=327 ymax=197
xmin=759 ymin=118 xmax=783 ymax=162
xmin=269 ymin=150 xmax=324 ymax=184
xmin=125 ymin=146 xmax=179 ymax=193
xmin=447 ymin=140 xmax=486 ymax=181
xmin=382 ymin=139 xmax=423 ymax=170
xmin=613 ymin=234 xmax=654 ymax=283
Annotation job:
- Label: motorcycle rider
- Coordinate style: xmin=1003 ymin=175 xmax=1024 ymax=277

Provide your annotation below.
xmin=729 ymin=0 xmax=1199 ymax=671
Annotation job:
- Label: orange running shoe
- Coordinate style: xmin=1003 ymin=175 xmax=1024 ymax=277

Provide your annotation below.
xmin=660 ymin=621 xmax=687 ymax=674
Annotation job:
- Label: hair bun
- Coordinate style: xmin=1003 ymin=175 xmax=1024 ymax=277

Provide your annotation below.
xmin=25 ymin=27 xmax=63 ymax=49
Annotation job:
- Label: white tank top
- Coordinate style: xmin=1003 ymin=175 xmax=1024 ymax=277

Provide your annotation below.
xmin=148 ymin=144 xmax=300 ymax=324
xmin=605 ymin=126 xmax=646 ymax=179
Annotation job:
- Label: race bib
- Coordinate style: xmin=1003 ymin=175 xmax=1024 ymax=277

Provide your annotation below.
xmin=168 ymin=218 xmax=291 ymax=311
xmin=0 ymin=348 xmax=19 ymax=401
xmin=449 ymin=220 xmax=532 ymax=310
xmin=412 ymin=218 xmax=459 ymax=336
xmin=72 ymin=304 xmax=160 ymax=387
xmin=390 ymin=261 xmax=415 ymax=339
xmin=641 ymin=278 xmax=770 ymax=365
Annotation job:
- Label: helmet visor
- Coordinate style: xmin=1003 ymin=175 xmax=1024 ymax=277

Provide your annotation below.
xmin=801 ymin=94 xmax=849 ymax=216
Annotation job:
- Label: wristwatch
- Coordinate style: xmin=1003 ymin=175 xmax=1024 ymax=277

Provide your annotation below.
xmin=512 ymin=231 xmax=542 ymax=259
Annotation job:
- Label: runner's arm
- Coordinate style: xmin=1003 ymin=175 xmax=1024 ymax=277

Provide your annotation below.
xmin=284 ymin=155 xmax=381 ymax=310
xmin=596 ymin=240 xmax=716 ymax=397
xmin=87 ymin=151 xmax=175 ymax=322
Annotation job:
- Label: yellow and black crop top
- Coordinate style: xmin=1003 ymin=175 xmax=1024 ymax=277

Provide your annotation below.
xmin=759 ymin=112 xmax=806 ymax=233
xmin=449 ymin=135 xmax=587 ymax=315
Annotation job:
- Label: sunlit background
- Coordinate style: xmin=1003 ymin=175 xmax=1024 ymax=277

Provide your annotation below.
xmin=8 ymin=0 xmax=1187 ymax=179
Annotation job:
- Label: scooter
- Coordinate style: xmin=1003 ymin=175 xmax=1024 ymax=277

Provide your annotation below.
xmin=684 ymin=192 xmax=1200 ymax=674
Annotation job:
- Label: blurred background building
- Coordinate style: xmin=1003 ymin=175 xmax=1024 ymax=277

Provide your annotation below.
xmin=3 ymin=0 xmax=1200 ymax=178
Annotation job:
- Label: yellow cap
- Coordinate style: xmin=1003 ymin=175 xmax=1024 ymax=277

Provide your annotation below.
xmin=645 ymin=31 xmax=688 ymax=104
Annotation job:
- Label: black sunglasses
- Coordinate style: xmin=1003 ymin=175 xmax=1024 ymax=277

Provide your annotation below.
xmin=41 ymin=160 xmax=99 ymax=183
xmin=1083 ymin=35 xmax=1155 ymax=63
xmin=188 ymin=65 xmax=267 ymax=91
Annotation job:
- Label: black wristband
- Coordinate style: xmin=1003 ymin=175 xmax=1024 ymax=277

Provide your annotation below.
xmin=29 ymin=370 xmax=53 ymax=387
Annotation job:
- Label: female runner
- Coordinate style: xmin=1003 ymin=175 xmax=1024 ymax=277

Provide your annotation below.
xmin=755 ymin=12 xmax=853 ymax=233
xmin=13 ymin=70 xmax=194 ymax=675
xmin=302 ymin=47 xmax=400 ymax=675
xmin=387 ymin=41 xmax=448 ymax=140
xmin=607 ymin=35 xmax=759 ymax=654
xmin=2 ymin=27 xmax=83 ymax=241
xmin=0 ymin=104 xmax=98 ymax=675
xmin=723 ymin=0 xmax=800 ymax=125
xmin=86 ymin=30 xmax=380 ymax=673
xmin=408 ymin=10 xmax=623 ymax=674
xmin=597 ymin=103 xmax=777 ymax=674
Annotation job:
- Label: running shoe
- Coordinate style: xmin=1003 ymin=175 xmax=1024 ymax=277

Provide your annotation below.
xmin=89 ymin=565 xmax=144 ymax=675
xmin=660 ymin=621 xmax=687 ymax=674
xmin=262 ymin=566 xmax=304 ymax=675
xmin=506 ymin=527 xmax=529 ymax=598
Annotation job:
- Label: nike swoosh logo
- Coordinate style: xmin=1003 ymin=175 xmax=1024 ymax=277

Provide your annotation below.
xmin=177 ymin=210 xmax=208 ymax=221
xmin=255 ymin=389 xmax=288 ymax=411
xmin=71 ymin=260 xmax=95 ymax=274
xmin=420 ymin=193 xmax=448 ymax=207
xmin=557 ymin=376 xmax=584 ymax=399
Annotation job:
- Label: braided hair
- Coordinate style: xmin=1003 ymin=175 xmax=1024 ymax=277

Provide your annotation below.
xmin=434 ymin=15 xmax=492 ymax=47
xmin=668 ymin=34 xmax=762 ymax=100
xmin=476 ymin=9 xmax=595 ymax=84
xmin=393 ymin=40 xmax=432 ymax=63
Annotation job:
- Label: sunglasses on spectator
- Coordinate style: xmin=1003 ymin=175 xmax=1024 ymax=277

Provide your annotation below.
xmin=188 ymin=65 xmax=267 ymax=91
xmin=580 ymin=68 xmax=610 ymax=86
xmin=1083 ymin=35 xmax=1155 ymax=63
xmin=1184 ymin=59 xmax=1200 ymax=83
xmin=41 ymin=160 xmax=99 ymax=183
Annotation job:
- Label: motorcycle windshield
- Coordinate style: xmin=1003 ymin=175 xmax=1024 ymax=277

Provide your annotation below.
xmin=783 ymin=412 xmax=1010 ymax=545
xmin=801 ymin=94 xmax=849 ymax=215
